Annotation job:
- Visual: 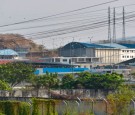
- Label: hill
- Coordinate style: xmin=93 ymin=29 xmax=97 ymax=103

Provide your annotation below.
xmin=0 ymin=34 xmax=43 ymax=51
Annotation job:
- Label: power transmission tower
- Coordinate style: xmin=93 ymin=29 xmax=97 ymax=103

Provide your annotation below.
xmin=113 ymin=8 xmax=116 ymax=43
xmin=108 ymin=7 xmax=111 ymax=43
xmin=122 ymin=6 xmax=126 ymax=40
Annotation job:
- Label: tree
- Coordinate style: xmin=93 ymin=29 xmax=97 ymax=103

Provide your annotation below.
xmin=0 ymin=80 xmax=11 ymax=90
xmin=41 ymin=72 xmax=59 ymax=89
xmin=31 ymin=72 xmax=59 ymax=97
xmin=41 ymin=72 xmax=59 ymax=97
xmin=61 ymin=74 xmax=74 ymax=89
xmin=75 ymin=71 xmax=92 ymax=89
xmin=60 ymin=72 xmax=124 ymax=90
xmin=78 ymin=72 xmax=124 ymax=90
xmin=31 ymin=75 xmax=44 ymax=96
xmin=0 ymin=62 xmax=35 ymax=87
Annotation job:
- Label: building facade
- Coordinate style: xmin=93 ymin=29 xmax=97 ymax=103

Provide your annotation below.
xmin=60 ymin=42 xmax=121 ymax=64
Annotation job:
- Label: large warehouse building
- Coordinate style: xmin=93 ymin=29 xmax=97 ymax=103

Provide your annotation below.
xmin=59 ymin=42 xmax=135 ymax=64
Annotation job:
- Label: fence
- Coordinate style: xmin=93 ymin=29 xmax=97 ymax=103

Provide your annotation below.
xmin=0 ymin=97 xmax=134 ymax=115
xmin=0 ymin=89 xmax=114 ymax=99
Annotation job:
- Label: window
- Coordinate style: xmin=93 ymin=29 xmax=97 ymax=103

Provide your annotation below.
xmin=63 ymin=59 xmax=67 ymax=62
xmin=78 ymin=58 xmax=85 ymax=62
xmin=127 ymin=50 xmax=129 ymax=52
xmin=52 ymin=59 xmax=54 ymax=62
xmin=127 ymin=56 xmax=129 ymax=58
xmin=122 ymin=56 xmax=124 ymax=58
xmin=55 ymin=58 xmax=60 ymax=62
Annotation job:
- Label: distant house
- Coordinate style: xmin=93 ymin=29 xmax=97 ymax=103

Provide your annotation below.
xmin=0 ymin=49 xmax=19 ymax=59
xmin=14 ymin=47 xmax=29 ymax=59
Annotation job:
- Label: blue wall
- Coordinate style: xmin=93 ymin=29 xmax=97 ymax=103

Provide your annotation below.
xmin=35 ymin=67 xmax=89 ymax=75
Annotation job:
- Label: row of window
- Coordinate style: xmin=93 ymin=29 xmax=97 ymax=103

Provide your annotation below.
xmin=122 ymin=50 xmax=135 ymax=53
xmin=122 ymin=56 xmax=134 ymax=58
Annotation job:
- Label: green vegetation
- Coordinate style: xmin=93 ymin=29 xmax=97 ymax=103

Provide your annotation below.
xmin=61 ymin=72 xmax=124 ymax=90
xmin=31 ymin=71 xmax=123 ymax=92
xmin=0 ymin=101 xmax=30 ymax=115
xmin=0 ymin=80 xmax=11 ymax=90
xmin=0 ymin=62 xmax=123 ymax=91
xmin=32 ymin=98 xmax=58 ymax=115
xmin=0 ymin=62 xmax=133 ymax=115
xmin=0 ymin=62 xmax=35 ymax=87
xmin=0 ymin=99 xmax=95 ymax=115
xmin=107 ymin=86 xmax=135 ymax=115
xmin=61 ymin=74 xmax=74 ymax=89
xmin=32 ymin=72 xmax=59 ymax=96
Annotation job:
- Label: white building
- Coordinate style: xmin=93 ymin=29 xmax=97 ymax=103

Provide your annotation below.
xmin=121 ymin=49 xmax=135 ymax=62
xmin=100 ymin=43 xmax=135 ymax=62
xmin=39 ymin=57 xmax=102 ymax=69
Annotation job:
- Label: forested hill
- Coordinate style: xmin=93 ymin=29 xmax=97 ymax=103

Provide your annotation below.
xmin=0 ymin=34 xmax=43 ymax=51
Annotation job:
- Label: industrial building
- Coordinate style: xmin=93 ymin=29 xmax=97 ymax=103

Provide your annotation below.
xmin=59 ymin=42 xmax=135 ymax=65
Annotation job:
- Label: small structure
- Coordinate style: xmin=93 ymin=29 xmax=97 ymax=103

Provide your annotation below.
xmin=14 ymin=47 xmax=29 ymax=59
xmin=0 ymin=49 xmax=19 ymax=59
xmin=39 ymin=57 xmax=102 ymax=69
xmin=22 ymin=60 xmax=89 ymax=75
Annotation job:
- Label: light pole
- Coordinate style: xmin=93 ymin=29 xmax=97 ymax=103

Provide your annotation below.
xmin=88 ymin=36 xmax=93 ymax=43
xmin=60 ymin=40 xmax=63 ymax=57
xmin=52 ymin=38 xmax=55 ymax=56
xmin=71 ymin=38 xmax=74 ymax=76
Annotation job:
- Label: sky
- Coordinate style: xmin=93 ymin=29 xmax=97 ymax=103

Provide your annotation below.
xmin=0 ymin=0 xmax=135 ymax=49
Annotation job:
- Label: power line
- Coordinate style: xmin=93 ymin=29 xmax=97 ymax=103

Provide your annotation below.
xmin=0 ymin=0 xmax=118 ymax=28
xmin=25 ymin=15 xmax=135 ymax=40
xmin=1 ymin=8 xmax=135 ymax=33
xmin=0 ymin=15 xmax=109 ymax=32
xmin=24 ymin=12 xmax=135 ymax=37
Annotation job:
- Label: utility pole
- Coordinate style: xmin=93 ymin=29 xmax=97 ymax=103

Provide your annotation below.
xmin=113 ymin=8 xmax=116 ymax=43
xmin=52 ymin=38 xmax=54 ymax=56
xmin=122 ymin=6 xmax=126 ymax=40
xmin=108 ymin=7 xmax=111 ymax=43
xmin=71 ymin=38 xmax=74 ymax=76
xmin=42 ymin=40 xmax=44 ymax=57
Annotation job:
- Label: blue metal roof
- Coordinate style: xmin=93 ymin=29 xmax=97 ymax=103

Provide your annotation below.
xmin=63 ymin=42 xmax=135 ymax=49
xmin=0 ymin=49 xmax=18 ymax=56
xmin=81 ymin=42 xmax=113 ymax=48
xmin=118 ymin=43 xmax=135 ymax=48
xmin=99 ymin=43 xmax=127 ymax=49
xmin=63 ymin=42 xmax=113 ymax=49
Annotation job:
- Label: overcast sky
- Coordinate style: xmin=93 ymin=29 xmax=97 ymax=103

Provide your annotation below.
xmin=0 ymin=0 xmax=135 ymax=49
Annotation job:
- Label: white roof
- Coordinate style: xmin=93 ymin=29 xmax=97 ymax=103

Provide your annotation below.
xmin=0 ymin=49 xmax=18 ymax=56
